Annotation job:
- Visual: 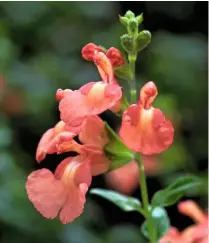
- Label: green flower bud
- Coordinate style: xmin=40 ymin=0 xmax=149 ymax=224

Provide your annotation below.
xmin=136 ymin=13 xmax=143 ymax=25
xmin=135 ymin=30 xmax=151 ymax=52
xmin=128 ymin=19 xmax=138 ymax=36
xmin=120 ymin=34 xmax=134 ymax=53
xmin=125 ymin=10 xmax=135 ymax=19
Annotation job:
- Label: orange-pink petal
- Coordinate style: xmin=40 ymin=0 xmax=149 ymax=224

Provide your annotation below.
xmin=55 ymin=156 xmax=92 ymax=224
xmin=81 ymin=43 xmax=104 ymax=61
xmin=93 ymin=51 xmax=114 ymax=83
xmin=26 ymin=169 xmax=68 ymax=219
xmin=81 ymin=144 xmax=110 ymax=176
xmin=178 ymin=200 xmax=208 ymax=224
xmin=59 ymin=82 xmax=122 ymax=126
xmin=36 ymin=121 xmax=79 ymax=163
xmin=36 ymin=128 xmax=54 ymax=162
xmin=181 ymin=224 xmax=208 ymax=243
xmin=79 ymin=116 xmax=108 ymax=147
xmin=106 ymin=47 xmax=125 ymax=67
xmin=138 ymin=81 xmax=158 ymax=109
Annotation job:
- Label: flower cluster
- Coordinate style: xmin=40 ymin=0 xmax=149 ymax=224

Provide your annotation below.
xmin=160 ymin=200 xmax=208 ymax=243
xmin=26 ymin=43 xmax=174 ymax=224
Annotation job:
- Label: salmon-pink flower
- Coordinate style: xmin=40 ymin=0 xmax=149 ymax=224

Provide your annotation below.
xmin=59 ymin=83 xmax=121 ymax=127
xmin=26 ymin=156 xmax=92 ymax=224
xmin=160 ymin=201 xmax=208 ymax=243
xmin=179 ymin=201 xmax=208 ymax=243
xmin=36 ymin=121 xmax=81 ymax=163
xmin=120 ymin=81 xmax=174 ymax=155
xmin=59 ymin=51 xmax=122 ymax=127
xmin=27 ymin=116 xmax=111 ymax=223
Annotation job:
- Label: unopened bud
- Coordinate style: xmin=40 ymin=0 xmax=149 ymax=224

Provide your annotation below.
xmin=120 ymin=34 xmax=134 ymax=53
xmin=128 ymin=19 xmax=138 ymax=36
xmin=125 ymin=10 xmax=135 ymax=19
xmin=135 ymin=30 xmax=151 ymax=52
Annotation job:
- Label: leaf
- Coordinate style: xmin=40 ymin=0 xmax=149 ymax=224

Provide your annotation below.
xmin=90 ymin=188 xmax=142 ymax=213
xmin=151 ymin=175 xmax=201 ymax=207
xmin=114 ymin=64 xmax=133 ymax=80
xmin=141 ymin=207 xmax=170 ymax=240
xmin=104 ymin=123 xmax=134 ymax=171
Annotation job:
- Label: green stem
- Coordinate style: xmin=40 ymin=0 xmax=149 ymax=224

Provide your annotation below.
xmin=128 ymin=52 xmax=137 ymax=104
xmin=135 ymin=153 xmax=156 ymax=243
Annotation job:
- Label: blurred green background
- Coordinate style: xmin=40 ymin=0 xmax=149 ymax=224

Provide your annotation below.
xmin=0 ymin=2 xmax=207 ymax=243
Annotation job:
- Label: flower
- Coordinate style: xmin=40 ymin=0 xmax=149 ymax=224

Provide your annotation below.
xmin=160 ymin=200 xmax=208 ymax=243
xmin=179 ymin=201 xmax=208 ymax=243
xmin=26 ymin=115 xmax=110 ymax=223
xmin=36 ymin=120 xmax=80 ymax=162
xmin=26 ymin=156 xmax=92 ymax=224
xmin=59 ymin=50 xmax=122 ymax=127
xmin=105 ymin=155 xmax=158 ymax=195
xmin=120 ymin=81 xmax=174 ymax=155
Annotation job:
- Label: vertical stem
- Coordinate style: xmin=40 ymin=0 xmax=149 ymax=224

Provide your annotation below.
xmin=136 ymin=153 xmax=156 ymax=243
xmin=128 ymin=52 xmax=137 ymax=104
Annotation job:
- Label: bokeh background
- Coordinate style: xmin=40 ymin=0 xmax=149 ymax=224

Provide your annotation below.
xmin=0 ymin=1 xmax=208 ymax=243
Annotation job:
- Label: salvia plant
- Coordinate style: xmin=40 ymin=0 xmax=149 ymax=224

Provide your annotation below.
xmin=25 ymin=11 xmax=206 ymax=243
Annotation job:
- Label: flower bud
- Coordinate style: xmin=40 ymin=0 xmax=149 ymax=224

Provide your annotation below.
xmin=82 ymin=43 xmax=104 ymax=61
xmin=135 ymin=30 xmax=151 ymax=52
xmin=125 ymin=10 xmax=135 ymax=19
xmin=120 ymin=34 xmax=134 ymax=53
xmin=128 ymin=19 xmax=138 ymax=36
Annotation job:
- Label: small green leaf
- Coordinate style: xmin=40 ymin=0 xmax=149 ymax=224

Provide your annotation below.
xmin=104 ymin=123 xmax=134 ymax=171
xmin=119 ymin=15 xmax=128 ymax=27
xmin=151 ymin=175 xmax=201 ymax=207
xmin=136 ymin=13 xmax=143 ymax=25
xmin=114 ymin=64 xmax=133 ymax=81
xmin=141 ymin=207 xmax=170 ymax=240
xmin=135 ymin=30 xmax=151 ymax=52
xmin=90 ymin=188 xmax=142 ymax=213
